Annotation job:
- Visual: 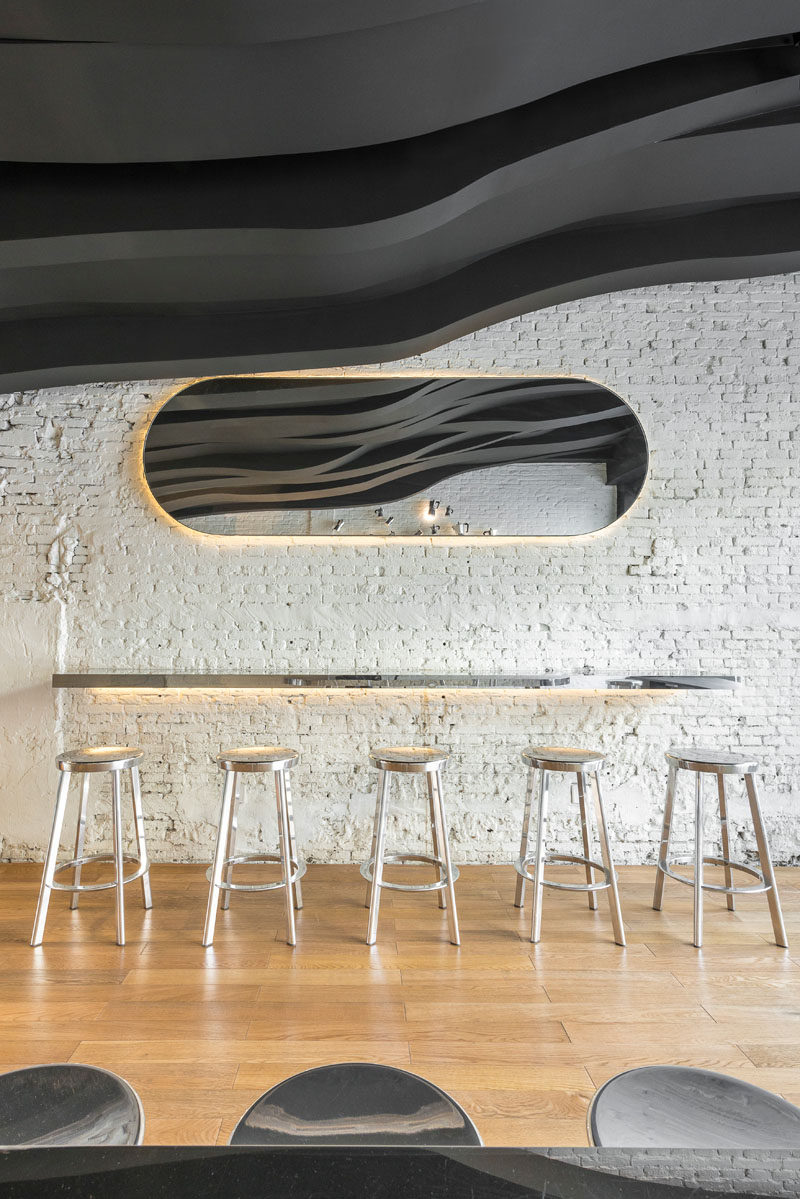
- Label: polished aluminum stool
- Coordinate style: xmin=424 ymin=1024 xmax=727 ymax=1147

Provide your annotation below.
xmin=588 ymin=1065 xmax=800 ymax=1148
xmin=229 ymin=1062 xmax=482 ymax=1145
xmin=0 ymin=1064 xmax=144 ymax=1147
xmin=653 ymin=746 xmax=788 ymax=948
xmin=362 ymin=746 xmax=460 ymax=946
xmin=203 ymin=747 xmax=306 ymax=948
xmin=513 ymin=747 xmax=626 ymax=945
xmin=31 ymin=747 xmax=152 ymax=947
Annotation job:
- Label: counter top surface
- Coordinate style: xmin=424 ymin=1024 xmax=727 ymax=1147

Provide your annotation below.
xmin=52 ymin=673 xmax=739 ymax=692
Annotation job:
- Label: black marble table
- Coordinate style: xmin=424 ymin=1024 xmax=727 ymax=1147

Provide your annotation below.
xmin=0 ymin=1148 xmax=782 ymax=1199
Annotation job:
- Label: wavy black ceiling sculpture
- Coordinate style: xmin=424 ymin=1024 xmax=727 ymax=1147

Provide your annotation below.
xmin=1 ymin=2 xmax=799 ymax=391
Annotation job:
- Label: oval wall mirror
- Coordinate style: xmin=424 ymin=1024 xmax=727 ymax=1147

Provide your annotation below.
xmin=143 ymin=374 xmax=648 ymax=537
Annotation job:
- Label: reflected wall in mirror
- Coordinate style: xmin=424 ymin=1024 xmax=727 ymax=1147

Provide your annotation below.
xmin=143 ymin=375 xmax=648 ymax=537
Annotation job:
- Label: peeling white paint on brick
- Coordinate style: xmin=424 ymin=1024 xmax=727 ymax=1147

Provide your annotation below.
xmin=1 ymin=276 xmax=799 ymax=869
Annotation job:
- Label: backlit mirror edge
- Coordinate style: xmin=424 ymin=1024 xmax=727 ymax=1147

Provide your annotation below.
xmin=137 ymin=370 xmax=650 ymax=543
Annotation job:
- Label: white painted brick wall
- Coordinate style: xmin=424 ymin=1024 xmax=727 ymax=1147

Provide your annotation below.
xmin=545 ymin=1149 xmax=800 ymax=1195
xmin=1 ymin=275 xmax=799 ymax=871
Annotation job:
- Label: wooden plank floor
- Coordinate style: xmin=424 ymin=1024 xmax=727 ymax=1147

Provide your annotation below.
xmin=2 ymin=861 xmax=800 ymax=1146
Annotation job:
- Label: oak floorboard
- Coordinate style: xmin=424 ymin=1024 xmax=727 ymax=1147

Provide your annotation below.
xmin=71 ymin=1039 xmax=413 ymax=1065
xmin=738 ymin=1044 xmax=800 ymax=1068
xmin=581 ymin=1048 xmax=758 ymax=1085
xmin=448 ymin=1087 xmax=592 ymax=1120
xmin=0 ymin=862 xmax=796 ymax=1147
xmin=0 ymin=1041 xmax=81 ymax=1064
xmin=405 ymin=1062 xmax=595 ymax=1092
xmin=145 ymin=1117 xmax=222 ymax=1146
xmin=477 ymin=1116 xmax=589 ymax=1146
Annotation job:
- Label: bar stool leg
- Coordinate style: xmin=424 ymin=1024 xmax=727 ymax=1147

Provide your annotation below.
xmin=111 ymin=770 xmax=126 ymax=946
xmin=31 ymin=773 xmax=72 ymax=947
xmin=275 ymin=770 xmax=297 ymax=946
xmin=591 ymin=770 xmax=626 ymax=947
xmin=514 ymin=766 xmax=535 ymax=909
xmin=745 ymin=772 xmax=788 ymax=948
xmin=693 ymin=771 xmax=704 ymax=948
xmin=70 ymin=776 xmax=90 ymax=911
xmin=575 ymin=773 xmax=598 ymax=911
xmin=364 ymin=795 xmax=381 ymax=909
xmin=717 ymin=774 xmax=735 ymax=912
xmin=430 ymin=769 xmax=460 ymax=945
xmin=284 ymin=772 xmax=303 ymax=910
xmin=203 ymin=769 xmax=235 ymax=947
xmin=653 ymin=761 xmax=677 ymax=910
xmin=366 ymin=770 xmax=391 ymax=945
xmin=130 ymin=766 xmax=153 ymax=911
xmin=530 ymin=769 xmax=549 ymax=944
xmin=427 ymin=772 xmax=446 ymax=909
xmin=221 ymin=778 xmax=240 ymax=912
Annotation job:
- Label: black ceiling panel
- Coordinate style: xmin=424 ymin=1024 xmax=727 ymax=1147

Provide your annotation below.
xmin=0 ymin=2 xmax=799 ymax=390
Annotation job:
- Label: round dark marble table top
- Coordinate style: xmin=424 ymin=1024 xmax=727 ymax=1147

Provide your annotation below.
xmin=230 ymin=1062 xmax=482 ymax=1146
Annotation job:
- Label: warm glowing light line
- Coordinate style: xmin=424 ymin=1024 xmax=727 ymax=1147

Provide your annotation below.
xmin=89 ymin=687 xmax=678 ymax=699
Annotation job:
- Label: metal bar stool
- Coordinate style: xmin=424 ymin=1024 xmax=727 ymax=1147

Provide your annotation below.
xmin=653 ymin=746 xmax=788 ymax=948
xmin=361 ymin=746 xmax=460 ymax=946
xmin=203 ymin=746 xmax=306 ymax=948
xmin=31 ymin=746 xmax=152 ymax=947
xmin=513 ymin=746 xmax=626 ymax=945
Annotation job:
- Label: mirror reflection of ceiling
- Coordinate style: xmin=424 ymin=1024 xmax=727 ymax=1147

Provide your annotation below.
xmin=143 ymin=376 xmax=648 ymax=538
xmin=1 ymin=3 xmax=800 ymax=391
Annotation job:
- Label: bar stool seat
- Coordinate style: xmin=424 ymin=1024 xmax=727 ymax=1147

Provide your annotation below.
xmin=0 ymin=1064 xmax=144 ymax=1147
xmin=229 ymin=1062 xmax=482 ymax=1145
xmin=32 ymin=745 xmax=152 ymax=947
xmin=666 ymin=747 xmax=758 ymax=773
xmin=58 ymin=747 xmax=143 ymax=772
xmin=523 ymin=746 xmax=605 ymax=771
xmin=588 ymin=1065 xmax=800 ymax=1148
xmin=216 ymin=747 xmax=300 ymax=771
xmin=514 ymin=744 xmax=625 ymax=945
xmin=362 ymin=745 xmax=460 ymax=945
xmin=369 ymin=747 xmax=448 ymax=771
xmin=203 ymin=745 xmax=305 ymax=947
xmin=653 ymin=745 xmax=787 ymax=948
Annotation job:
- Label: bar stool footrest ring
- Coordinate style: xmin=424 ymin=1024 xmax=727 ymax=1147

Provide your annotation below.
xmin=515 ymin=852 xmax=613 ymax=892
xmin=360 ymin=852 xmax=459 ymax=893
xmin=657 ymin=855 xmax=768 ymax=895
xmin=206 ymin=852 xmax=306 ymax=893
xmin=51 ymin=853 xmax=149 ymax=893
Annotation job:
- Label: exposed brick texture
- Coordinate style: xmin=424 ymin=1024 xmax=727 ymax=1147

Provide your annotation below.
xmin=545 ymin=1149 xmax=800 ymax=1196
xmin=1 ymin=276 xmax=798 ymax=865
